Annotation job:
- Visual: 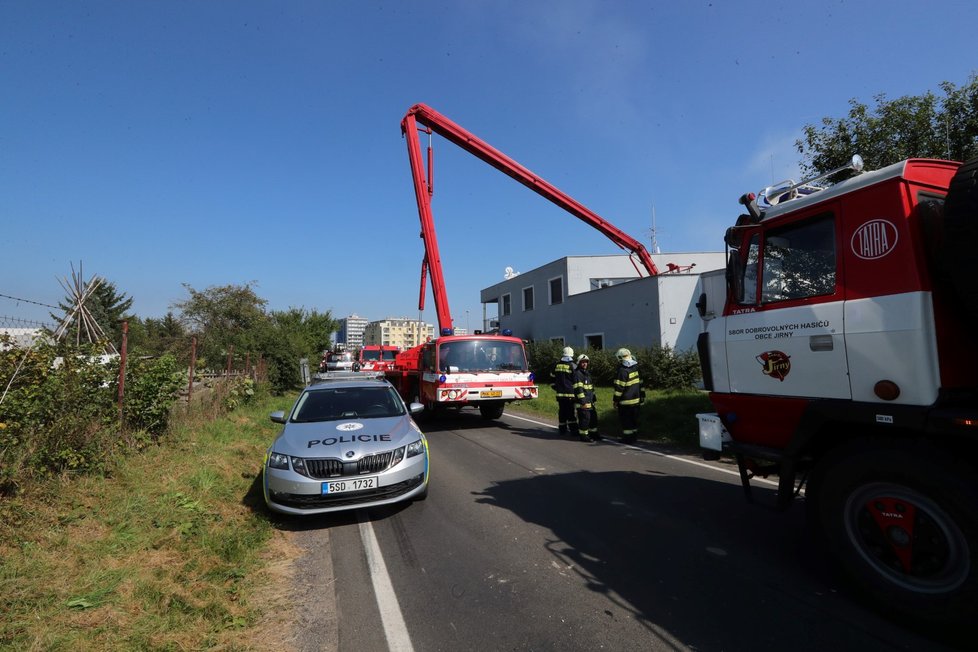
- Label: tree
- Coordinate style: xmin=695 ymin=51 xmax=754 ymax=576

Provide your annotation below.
xmin=258 ymin=308 xmax=338 ymax=392
xmin=796 ymin=72 xmax=978 ymax=177
xmin=171 ymin=282 xmax=269 ymax=370
xmin=130 ymin=312 xmax=188 ymax=358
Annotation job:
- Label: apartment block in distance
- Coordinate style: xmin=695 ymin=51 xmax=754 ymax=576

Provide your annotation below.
xmin=336 ymin=313 xmax=369 ymax=351
xmin=363 ymin=317 xmax=435 ymax=350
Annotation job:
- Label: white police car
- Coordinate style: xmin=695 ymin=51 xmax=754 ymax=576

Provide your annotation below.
xmin=263 ymin=372 xmax=429 ymax=515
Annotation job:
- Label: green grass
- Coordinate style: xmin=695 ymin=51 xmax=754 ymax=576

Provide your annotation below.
xmin=0 ymin=392 xmax=295 ymax=651
xmin=507 ymin=384 xmax=713 ymax=447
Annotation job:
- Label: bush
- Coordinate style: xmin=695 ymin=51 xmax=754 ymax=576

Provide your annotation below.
xmin=222 ymin=376 xmax=257 ymax=411
xmin=0 ymin=340 xmax=118 ymax=492
xmin=117 ymin=354 xmax=184 ymax=436
xmin=524 ymin=340 xmax=700 ymax=390
xmin=0 ymin=339 xmax=188 ymax=494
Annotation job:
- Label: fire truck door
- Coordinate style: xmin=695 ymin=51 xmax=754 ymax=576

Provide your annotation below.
xmin=723 ymin=212 xmax=850 ymax=399
xmin=724 ymin=302 xmax=849 ymax=398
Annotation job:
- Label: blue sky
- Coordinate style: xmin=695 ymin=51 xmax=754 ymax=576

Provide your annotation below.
xmin=2 ymin=0 xmax=975 ymax=334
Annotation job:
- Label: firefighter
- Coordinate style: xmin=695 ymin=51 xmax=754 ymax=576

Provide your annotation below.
xmin=613 ymin=348 xmax=642 ymax=444
xmin=552 ymin=346 xmax=578 ymax=436
xmin=573 ymin=353 xmax=599 ymax=442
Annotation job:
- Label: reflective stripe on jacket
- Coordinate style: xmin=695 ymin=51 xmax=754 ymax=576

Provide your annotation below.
xmin=613 ymin=362 xmax=641 ymax=406
xmin=552 ymin=359 xmax=576 ymax=398
xmin=572 ymin=368 xmax=595 ymax=406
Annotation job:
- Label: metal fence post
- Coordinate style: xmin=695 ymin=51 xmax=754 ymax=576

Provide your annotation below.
xmin=117 ymin=320 xmax=128 ymax=422
xmin=188 ymin=336 xmax=197 ymax=403
xmin=225 ymin=345 xmax=234 ymax=378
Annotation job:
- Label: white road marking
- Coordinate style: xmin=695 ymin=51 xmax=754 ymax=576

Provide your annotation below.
xmin=358 ymin=514 xmax=415 ymax=652
xmin=504 ymin=412 xmax=779 ymax=487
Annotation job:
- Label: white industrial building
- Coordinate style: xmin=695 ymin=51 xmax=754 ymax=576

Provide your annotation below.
xmin=479 ymin=252 xmax=725 ymax=352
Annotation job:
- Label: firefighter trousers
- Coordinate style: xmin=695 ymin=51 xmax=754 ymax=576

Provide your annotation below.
xmin=557 ymin=398 xmax=578 ymax=434
xmin=617 ymin=404 xmax=639 ymax=442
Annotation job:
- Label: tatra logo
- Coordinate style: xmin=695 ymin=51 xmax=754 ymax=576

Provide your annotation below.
xmin=756 ymin=350 xmax=791 ymax=381
xmin=336 ymin=422 xmax=364 ymax=431
xmin=851 ymin=219 xmax=898 ymax=260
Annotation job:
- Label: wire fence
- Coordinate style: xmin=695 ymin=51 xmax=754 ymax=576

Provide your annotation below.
xmin=0 ymin=292 xmax=59 ymax=347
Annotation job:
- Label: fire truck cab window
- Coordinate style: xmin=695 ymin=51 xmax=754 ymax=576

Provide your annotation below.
xmin=738 ymin=234 xmax=760 ymax=305
xmin=760 ymin=213 xmax=836 ymax=303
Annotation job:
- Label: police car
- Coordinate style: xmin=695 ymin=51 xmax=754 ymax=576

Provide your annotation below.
xmin=263 ymin=371 xmax=429 ymax=515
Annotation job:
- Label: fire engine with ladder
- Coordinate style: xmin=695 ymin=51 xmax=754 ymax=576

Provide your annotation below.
xmin=385 ymin=103 xmax=659 ymax=419
xmin=697 ymin=154 xmax=978 ymax=628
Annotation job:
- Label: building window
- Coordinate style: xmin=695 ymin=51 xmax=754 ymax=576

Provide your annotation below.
xmin=522 ymin=286 xmax=534 ymax=311
xmin=549 ymin=276 xmax=563 ymax=305
xmin=550 ymin=337 xmax=564 ymax=345
xmin=584 ymin=333 xmax=604 ymax=350
xmin=502 ymin=293 xmax=511 ymax=316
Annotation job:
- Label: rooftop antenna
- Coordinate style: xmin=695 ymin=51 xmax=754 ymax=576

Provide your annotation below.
xmin=650 ymin=204 xmax=661 ymax=254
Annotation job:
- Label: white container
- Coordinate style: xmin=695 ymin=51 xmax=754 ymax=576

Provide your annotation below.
xmin=697 ymin=413 xmax=730 ymax=452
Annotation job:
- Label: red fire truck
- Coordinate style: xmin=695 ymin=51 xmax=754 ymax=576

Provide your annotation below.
xmin=355 ymin=345 xmax=400 ymax=372
xmin=697 ymin=154 xmax=978 ymax=627
xmin=386 ymin=103 xmax=659 ymax=419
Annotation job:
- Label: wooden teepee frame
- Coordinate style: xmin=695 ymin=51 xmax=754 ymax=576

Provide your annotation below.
xmin=53 ymin=262 xmax=118 ymax=355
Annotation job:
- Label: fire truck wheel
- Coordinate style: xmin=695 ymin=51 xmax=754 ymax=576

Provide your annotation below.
xmin=808 ymin=438 xmax=978 ymax=628
xmin=942 ymin=156 xmax=978 ymax=318
xmin=479 ymin=403 xmax=505 ymax=420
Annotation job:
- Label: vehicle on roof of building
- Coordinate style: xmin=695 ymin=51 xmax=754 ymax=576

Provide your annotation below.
xmin=263 ymin=371 xmax=428 ymax=515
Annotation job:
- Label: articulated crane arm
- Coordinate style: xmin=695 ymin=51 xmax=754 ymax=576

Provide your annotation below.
xmin=401 ymin=103 xmax=659 ymax=336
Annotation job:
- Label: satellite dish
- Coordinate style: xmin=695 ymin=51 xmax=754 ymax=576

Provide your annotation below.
xmin=504 ymin=266 xmax=515 ymax=279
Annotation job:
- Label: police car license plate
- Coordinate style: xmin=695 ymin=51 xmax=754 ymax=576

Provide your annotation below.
xmin=480 ymin=390 xmax=502 ymax=397
xmin=322 ymin=476 xmax=377 ymax=495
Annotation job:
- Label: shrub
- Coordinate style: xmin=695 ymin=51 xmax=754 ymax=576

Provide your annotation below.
xmin=0 ymin=340 xmax=188 ymax=494
xmin=0 ymin=339 xmax=117 ymax=492
xmin=117 ymin=354 xmax=184 ymax=436
xmin=524 ymin=340 xmax=700 ymax=390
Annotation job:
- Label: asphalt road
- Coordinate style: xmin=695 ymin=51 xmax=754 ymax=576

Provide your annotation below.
xmin=280 ymin=410 xmax=960 ymax=652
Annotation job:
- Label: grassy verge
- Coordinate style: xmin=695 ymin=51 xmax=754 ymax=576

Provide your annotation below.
xmin=507 ymin=384 xmax=713 ymax=448
xmin=0 ymin=392 xmax=294 ymax=651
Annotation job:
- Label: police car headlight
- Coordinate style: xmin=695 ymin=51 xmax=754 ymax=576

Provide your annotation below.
xmin=406 ymin=439 xmax=425 ymax=458
xmin=290 ymin=456 xmax=310 ymax=477
xmin=267 ymin=452 xmax=290 ymax=470
xmin=390 ymin=446 xmax=405 ymax=467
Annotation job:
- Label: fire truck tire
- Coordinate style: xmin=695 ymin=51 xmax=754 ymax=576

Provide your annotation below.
xmin=479 ymin=403 xmax=505 ymax=420
xmin=807 ymin=438 xmax=978 ymax=628
xmin=942 ymin=156 xmax=978 ymax=318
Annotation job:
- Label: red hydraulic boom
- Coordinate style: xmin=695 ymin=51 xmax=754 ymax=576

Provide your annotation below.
xmin=401 ymin=103 xmax=659 ymax=335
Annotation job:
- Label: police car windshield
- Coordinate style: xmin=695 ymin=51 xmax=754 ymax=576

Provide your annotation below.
xmin=291 ymin=386 xmax=405 ymax=422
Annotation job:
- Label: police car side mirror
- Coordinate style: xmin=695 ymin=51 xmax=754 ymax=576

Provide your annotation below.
xmin=270 ymin=411 xmax=287 ymax=424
